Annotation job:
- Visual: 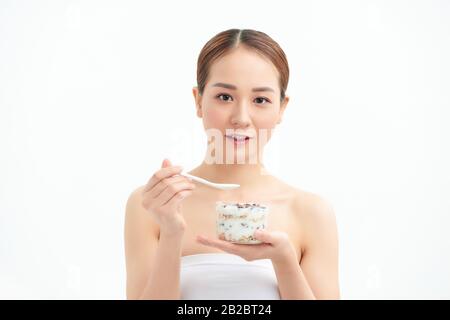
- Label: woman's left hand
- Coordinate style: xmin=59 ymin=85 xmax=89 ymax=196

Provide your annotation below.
xmin=196 ymin=229 xmax=296 ymax=263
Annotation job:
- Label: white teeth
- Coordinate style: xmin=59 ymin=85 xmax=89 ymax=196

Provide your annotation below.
xmin=227 ymin=134 xmax=248 ymax=140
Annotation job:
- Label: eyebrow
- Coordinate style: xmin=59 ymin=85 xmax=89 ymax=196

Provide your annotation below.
xmin=211 ymin=82 xmax=275 ymax=93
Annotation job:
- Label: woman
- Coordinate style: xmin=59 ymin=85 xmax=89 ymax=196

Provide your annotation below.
xmin=124 ymin=29 xmax=340 ymax=300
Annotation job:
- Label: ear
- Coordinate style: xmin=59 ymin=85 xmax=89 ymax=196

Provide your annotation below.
xmin=192 ymin=86 xmax=203 ymax=118
xmin=277 ymin=95 xmax=289 ymax=124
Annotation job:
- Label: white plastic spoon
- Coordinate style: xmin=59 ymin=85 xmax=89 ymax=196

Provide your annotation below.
xmin=180 ymin=172 xmax=240 ymax=190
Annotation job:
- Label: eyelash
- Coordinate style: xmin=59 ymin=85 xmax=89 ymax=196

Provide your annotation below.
xmin=215 ymin=93 xmax=271 ymax=105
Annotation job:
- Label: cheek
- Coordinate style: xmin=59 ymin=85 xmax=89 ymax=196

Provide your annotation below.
xmin=256 ymin=117 xmax=278 ymax=129
xmin=253 ymin=110 xmax=280 ymax=143
xmin=253 ymin=109 xmax=279 ymax=130
xmin=202 ymin=104 xmax=280 ymax=133
xmin=202 ymin=106 xmax=227 ymax=129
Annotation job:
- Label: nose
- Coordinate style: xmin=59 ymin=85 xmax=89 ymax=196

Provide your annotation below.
xmin=230 ymin=102 xmax=251 ymax=128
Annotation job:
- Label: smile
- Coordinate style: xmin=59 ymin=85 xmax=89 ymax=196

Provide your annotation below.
xmin=225 ymin=134 xmax=252 ymax=146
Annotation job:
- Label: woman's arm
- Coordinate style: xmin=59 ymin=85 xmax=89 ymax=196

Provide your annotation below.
xmin=272 ymin=194 xmax=340 ymax=300
xmin=124 ymin=187 xmax=184 ymax=300
xmin=138 ymin=231 xmax=184 ymax=299
xmin=271 ymin=246 xmax=316 ymax=299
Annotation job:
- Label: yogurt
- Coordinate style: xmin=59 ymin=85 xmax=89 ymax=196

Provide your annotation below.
xmin=215 ymin=201 xmax=269 ymax=244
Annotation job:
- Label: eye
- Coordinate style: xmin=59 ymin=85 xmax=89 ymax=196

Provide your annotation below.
xmin=216 ymin=93 xmax=233 ymax=102
xmin=215 ymin=94 xmax=272 ymax=105
xmin=254 ymin=97 xmax=271 ymax=105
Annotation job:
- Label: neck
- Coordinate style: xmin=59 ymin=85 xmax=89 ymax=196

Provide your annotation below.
xmin=190 ymin=161 xmax=271 ymax=189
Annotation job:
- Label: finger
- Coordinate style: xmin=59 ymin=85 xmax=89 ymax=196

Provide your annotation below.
xmin=149 ymin=175 xmax=193 ymax=200
xmin=162 ymin=158 xmax=172 ymax=168
xmin=196 ymin=236 xmax=239 ymax=254
xmin=158 ymin=179 xmax=195 ymax=204
xmin=142 ymin=165 xmax=184 ymax=194
xmin=253 ymin=229 xmax=274 ymax=243
xmin=254 ymin=229 xmax=288 ymax=245
xmin=158 ymin=182 xmax=195 ymax=207
xmin=161 ymin=189 xmax=194 ymax=211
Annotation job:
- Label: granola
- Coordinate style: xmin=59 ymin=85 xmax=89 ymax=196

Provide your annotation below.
xmin=215 ymin=201 xmax=269 ymax=245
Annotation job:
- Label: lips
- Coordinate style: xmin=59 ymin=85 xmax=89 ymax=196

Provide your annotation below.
xmin=225 ymin=133 xmax=253 ymax=140
xmin=226 ymin=135 xmax=250 ymax=141
xmin=225 ymin=135 xmax=251 ymax=147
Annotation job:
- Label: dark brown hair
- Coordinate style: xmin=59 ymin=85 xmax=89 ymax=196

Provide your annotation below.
xmin=196 ymin=29 xmax=289 ymax=102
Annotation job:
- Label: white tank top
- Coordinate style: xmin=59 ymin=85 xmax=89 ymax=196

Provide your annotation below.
xmin=180 ymin=253 xmax=281 ymax=300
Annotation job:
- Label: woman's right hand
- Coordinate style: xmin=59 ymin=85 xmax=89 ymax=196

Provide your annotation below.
xmin=141 ymin=158 xmax=195 ymax=237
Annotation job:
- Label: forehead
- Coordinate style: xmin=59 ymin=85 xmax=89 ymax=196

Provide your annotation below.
xmin=206 ymin=47 xmax=279 ymax=91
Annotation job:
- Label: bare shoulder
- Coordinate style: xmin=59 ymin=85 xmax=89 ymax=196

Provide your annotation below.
xmin=292 ymin=188 xmax=336 ymax=223
xmin=270 ymin=177 xmax=337 ymax=246
xmin=268 ymin=176 xmax=334 ymax=219
xmin=125 ymin=185 xmax=159 ymax=238
xmin=124 ymin=185 xmax=161 ymax=300
xmin=125 ymin=185 xmax=146 ymax=214
xmin=290 ymin=187 xmax=338 ymax=254
xmin=283 ymin=186 xmax=340 ymax=299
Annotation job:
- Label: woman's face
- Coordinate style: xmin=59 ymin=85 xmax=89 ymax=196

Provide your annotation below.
xmin=193 ymin=46 xmax=289 ymax=164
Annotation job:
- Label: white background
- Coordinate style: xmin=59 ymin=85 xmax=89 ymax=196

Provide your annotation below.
xmin=1 ymin=0 xmax=449 ymax=299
